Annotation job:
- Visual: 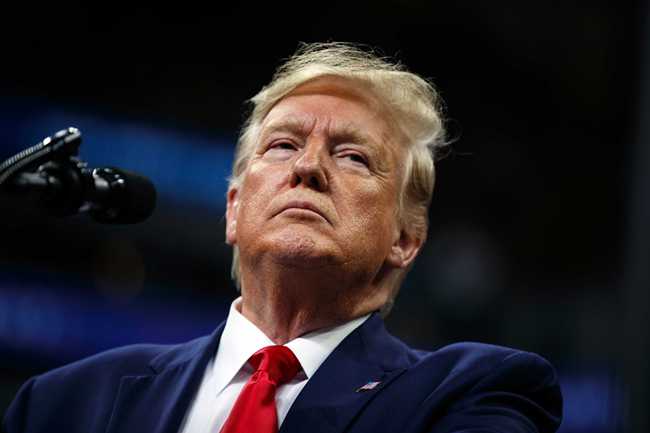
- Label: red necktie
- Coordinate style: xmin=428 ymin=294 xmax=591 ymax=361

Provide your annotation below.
xmin=220 ymin=345 xmax=301 ymax=433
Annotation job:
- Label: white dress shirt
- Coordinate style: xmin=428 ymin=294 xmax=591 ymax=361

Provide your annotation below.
xmin=178 ymin=297 xmax=370 ymax=433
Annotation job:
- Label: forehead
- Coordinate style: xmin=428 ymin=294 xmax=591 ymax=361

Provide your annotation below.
xmin=259 ymin=77 xmax=396 ymax=146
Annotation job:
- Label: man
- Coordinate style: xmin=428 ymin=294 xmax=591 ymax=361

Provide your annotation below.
xmin=3 ymin=43 xmax=562 ymax=433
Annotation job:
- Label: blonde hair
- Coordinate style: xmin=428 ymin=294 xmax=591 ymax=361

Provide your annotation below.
xmin=229 ymin=42 xmax=447 ymax=292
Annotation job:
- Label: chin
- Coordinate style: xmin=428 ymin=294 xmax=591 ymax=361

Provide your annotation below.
xmin=266 ymin=230 xmax=339 ymax=268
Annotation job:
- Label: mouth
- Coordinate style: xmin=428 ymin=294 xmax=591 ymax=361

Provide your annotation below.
xmin=276 ymin=200 xmax=330 ymax=224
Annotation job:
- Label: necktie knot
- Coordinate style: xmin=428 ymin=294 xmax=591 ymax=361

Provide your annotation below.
xmin=249 ymin=345 xmax=301 ymax=385
xmin=220 ymin=345 xmax=301 ymax=433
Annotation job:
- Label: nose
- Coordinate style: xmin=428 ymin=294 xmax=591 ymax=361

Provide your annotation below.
xmin=289 ymin=144 xmax=329 ymax=192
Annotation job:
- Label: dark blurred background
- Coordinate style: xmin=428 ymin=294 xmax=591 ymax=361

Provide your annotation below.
xmin=1 ymin=2 xmax=648 ymax=432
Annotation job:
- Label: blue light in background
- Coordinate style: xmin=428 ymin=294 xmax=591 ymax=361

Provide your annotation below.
xmin=558 ymin=371 xmax=624 ymax=433
xmin=0 ymin=283 xmax=229 ymax=364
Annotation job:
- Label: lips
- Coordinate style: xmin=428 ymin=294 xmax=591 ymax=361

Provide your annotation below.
xmin=276 ymin=200 xmax=330 ymax=224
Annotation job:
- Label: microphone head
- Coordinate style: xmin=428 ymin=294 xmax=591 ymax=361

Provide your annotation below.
xmin=90 ymin=167 xmax=157 ymax=224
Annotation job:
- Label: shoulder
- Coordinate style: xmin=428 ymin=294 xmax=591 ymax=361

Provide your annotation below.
xmin=35 ymin=335 xmax=211 ymax=389
xmin=396 ymin=342 xmax=562 ymax=432
xmin=412 ymin=341 xmax=557 ymax=383
xmin=2 ymin=335 xmax=212 ymax=433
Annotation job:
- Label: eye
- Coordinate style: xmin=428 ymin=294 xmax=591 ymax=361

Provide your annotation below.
xmin=267 ymin=140 xmax=296 ymax=151
xmin=338 ymin=152 xmax=369 ymax=167
xmin=261 ymin=140 xmax=297 ymax=161
xmin=272 ymin=141 xmax=296 ymax=150
xmin=346 ymin=154 xmax=367 ymax=164
xmin=263 ymin=140 xmax=296 ymax=154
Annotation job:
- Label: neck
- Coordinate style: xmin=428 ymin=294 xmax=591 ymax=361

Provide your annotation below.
xmin=238 ymin=262 xmax=389 ymax=344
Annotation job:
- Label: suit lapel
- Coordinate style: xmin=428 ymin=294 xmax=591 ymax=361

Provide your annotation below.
xmin=280 ymin=314 xmax=410 ymax=433
xmin=105 ymin=322 xmax=226 ymax=433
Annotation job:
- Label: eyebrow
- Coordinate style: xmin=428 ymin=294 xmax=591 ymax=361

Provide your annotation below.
xmin=260 ymin=116 xmax=375 ymax=147
xmin=330 ymin=122 xmax=373 ymax=147
xmin=260 ymin=117 xmax=312 ymax=142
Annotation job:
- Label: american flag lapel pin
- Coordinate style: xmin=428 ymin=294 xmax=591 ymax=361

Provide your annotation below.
xmin=355 ymin=381 xmax=382 ymax=392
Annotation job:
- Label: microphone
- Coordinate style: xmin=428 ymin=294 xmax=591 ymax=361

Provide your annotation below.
xmin=0 ymin=127 xmax=157 ymax=224
xmin=9 ymin=165 xmax=156 ymax=224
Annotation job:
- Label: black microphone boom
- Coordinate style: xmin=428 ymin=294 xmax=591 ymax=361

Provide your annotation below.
xmin=0 ymin=127 xmax=156 ymax=224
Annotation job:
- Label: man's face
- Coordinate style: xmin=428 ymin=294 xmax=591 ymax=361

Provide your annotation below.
xmin=227 ymin=77 xmax=417 ymax=286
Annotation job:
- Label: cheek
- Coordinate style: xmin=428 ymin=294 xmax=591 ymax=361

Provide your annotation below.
xmin=237 ymin=163 xmax=287 ymax=222
xmin=342 ymin=184 xmax=399 ymax=237
xmin=241 ymin=162 xmax=283 ymax=198
xmin=246 ymin=158 xmax=269 ymax=177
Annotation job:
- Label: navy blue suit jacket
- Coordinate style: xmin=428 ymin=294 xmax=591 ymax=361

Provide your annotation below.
xmin=3 ymin=313 xmax=562 ymax=433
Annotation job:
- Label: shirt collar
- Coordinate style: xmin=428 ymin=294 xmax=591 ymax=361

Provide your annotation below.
xmin=211 ymin=297 xmax=370 ymax=395
xmin=285 ymin=313 xmax=370 ymax=378
xmin=211 ymin=297 xmax=275 ymax=396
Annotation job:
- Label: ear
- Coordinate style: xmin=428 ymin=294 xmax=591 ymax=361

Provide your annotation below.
xmin=385 ymin=228 xmax=423 ymax=269
xmin=225 ymin=187 xmax=239 ymax=245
